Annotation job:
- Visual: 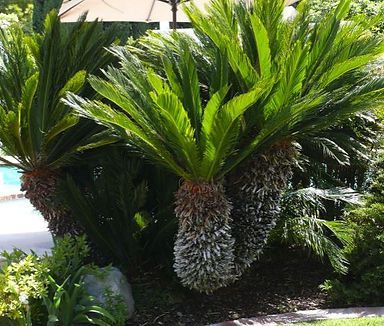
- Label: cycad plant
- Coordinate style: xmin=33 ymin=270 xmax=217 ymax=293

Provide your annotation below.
xmin=0 ymin=12 xmax=117 ymax=235
xmin=272 ymin=187 xmax=359 ymax=274
xmin=181 ymin=0 xmax=384 ymax=275
xmin=61 ymin=150 xmax=150 ymax=270
xmin=65 ymin=46 xmax=271 ymax=293
xmin=67 ymin=0 xmax=384 ymax=292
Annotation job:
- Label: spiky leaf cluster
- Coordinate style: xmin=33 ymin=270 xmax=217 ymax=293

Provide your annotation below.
xmin=21 ymin=170 xmax=83 ymax=236
xmin=0 ymin=12 xmax=119 ymax=236
xmin=174 ymin=181 xmax=234 ymax=293
xmin=229 ymin=143 xmax=298 ymax=276
xmin=0 ymin=11 xmax=118 ymax=172
xmin=67 ymin=0 xmax=384 ymax=292
xmin=65 ymin=43 xmax=268 ymax=292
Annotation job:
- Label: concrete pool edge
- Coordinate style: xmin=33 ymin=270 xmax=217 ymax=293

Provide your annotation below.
xmin=0 ymin=193 xmax=24 ymax=202
xmin=0 ymin=198 xmax=52 ymax=256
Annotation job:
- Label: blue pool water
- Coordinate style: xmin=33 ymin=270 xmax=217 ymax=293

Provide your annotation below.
xmin=0 ymin=166 xmax=21 ymax=186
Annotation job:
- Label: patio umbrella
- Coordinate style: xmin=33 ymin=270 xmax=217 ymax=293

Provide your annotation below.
xmin=59 ymin=0 xmax=298 ymax=28
xmin=59 ymin=0 xmax=210 ymax=28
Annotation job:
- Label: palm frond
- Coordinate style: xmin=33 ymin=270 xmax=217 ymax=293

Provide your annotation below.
xmin=200 ymin=82 xmax=270 ymax=179
xmin=0 ymin=12 xmax=118 ymax=171
xmin=70 ymin=0 xmax=384 ymax=183
xmin=275 ymin=186 xmax=359 ymax=273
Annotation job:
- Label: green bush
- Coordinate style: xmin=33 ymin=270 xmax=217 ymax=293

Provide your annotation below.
xmin=0 ymin=254 xmax=48 ymax=324
xmin=0 ymin=0 xmax=31 ymax=10
xmin=0 ymin=236 xmax=119 ymax=325
xmin=322 ymin=154 xmax=384 ymax=305
xmin=271 ymin=187 xmax=358 ymax=274
xmin=308 ymin=0 xmax=384 ymax=33
xmin=0 ymin=2 xmax=33 ymax=31
xmin=44 ymin=235 xmax=90 ymax=283
xmin=62 ymin=151 xmax=151 ymax=269
xmin=61 ymin=147 xmax=178 ymax=272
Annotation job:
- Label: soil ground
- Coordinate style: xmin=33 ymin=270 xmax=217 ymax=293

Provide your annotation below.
xmin=130 ymin=248 xmax=333 ymax=326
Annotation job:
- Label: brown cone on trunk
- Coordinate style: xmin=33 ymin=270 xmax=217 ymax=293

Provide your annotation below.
xmin=228 ymin=142 xmax=298 ymax=277
xmin=20 ymin=169 xmax=83 ymax=237
xmin=173 ymin=180 xmax=235 ymax=293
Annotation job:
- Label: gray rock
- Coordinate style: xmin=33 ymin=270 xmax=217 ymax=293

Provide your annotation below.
xmin=83 ymin=266 xmax=135 ymax=320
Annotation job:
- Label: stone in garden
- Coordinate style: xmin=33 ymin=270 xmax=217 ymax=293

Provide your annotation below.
xmin=83 ymin=266 xmax=135 ymax=319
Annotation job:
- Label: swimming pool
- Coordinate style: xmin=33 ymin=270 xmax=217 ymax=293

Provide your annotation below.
xmin=0 ymin=166 xmax=21 ymax=186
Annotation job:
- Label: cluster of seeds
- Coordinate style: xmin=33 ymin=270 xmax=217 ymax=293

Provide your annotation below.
xmin=21 ymin=170 xmax=82 ymax=236
xmin=172 ymin=144 xmax=299 ymax=293
xmin=173 ymin=181 xmax=235 ymax=293
xmin=229 ymin=143 xmax=299 ymax=276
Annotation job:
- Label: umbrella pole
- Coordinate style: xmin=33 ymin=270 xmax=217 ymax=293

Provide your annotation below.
xmin=171 ymin=0 xmax=177 ymax=31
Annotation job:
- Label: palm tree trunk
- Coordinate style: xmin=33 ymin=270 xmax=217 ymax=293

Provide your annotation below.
xmin=173 ymin=180 xmax=235 ymax=293
xmin=228 ymin=142 xmax=298 ymax=277
xmin=20 ymin=169 xmax=83 ymax=237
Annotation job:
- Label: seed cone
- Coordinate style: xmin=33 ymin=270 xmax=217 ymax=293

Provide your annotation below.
xmin=21 ymin=169 xmax=83 ymax=236
xmin=229 ymin=143 xmax=298 ymax=276
xmin=173 ymin=180 xmax=235 ymax=293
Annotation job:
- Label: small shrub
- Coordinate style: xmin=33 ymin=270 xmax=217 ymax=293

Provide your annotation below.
xmin=308 ymin=0 xmax=384 ymax=33
xmin=270 ymin=187 xmax=357 ymax=274
xmin=322 ymin=154 xmax=384 ymax=305
xmin=62 ymin=148 xmax=178 ymax=272
xmin=0 ymin=236 xmax=118 ymax=325
xmin=44 ymin=235 xmax=90 ymax=283
xmin=43 ymin=266 xmax=116 ymax=326
xmin=103 ymin=288 xmax=129 ymax=326
xmin=0 ymin=254 xmax=48 ymax=324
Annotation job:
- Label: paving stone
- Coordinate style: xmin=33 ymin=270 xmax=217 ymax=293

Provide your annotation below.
xmin=209 ymin=307 xmax=384 ymax=326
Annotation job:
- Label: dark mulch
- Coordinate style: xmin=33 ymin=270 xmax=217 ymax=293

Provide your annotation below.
xmin=129 ymin=249 xmax=334 ymax=326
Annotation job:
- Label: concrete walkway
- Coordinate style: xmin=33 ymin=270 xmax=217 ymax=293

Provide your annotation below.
xmin=0 ymin=198 xmax=53 ymax=256
xmin=209 ymin=307 xmax=384 ymax=325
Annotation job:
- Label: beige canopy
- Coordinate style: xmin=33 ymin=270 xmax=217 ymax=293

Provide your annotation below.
xmin=59 ymin=0 xmax=209 ymax=23
xmin=59 ymin=0 xmax=299 ymax=23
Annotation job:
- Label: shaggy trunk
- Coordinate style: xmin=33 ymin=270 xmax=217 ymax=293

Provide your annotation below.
xmin=21 ymin=169 xmax=83 ymax=237
xmin=173 ymin=180 xmax=235 ymax=293
xmin=229 ymin=143 xmax=298 ymax=277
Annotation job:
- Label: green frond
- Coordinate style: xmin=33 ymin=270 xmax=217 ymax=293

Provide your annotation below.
xmin=44 ymin=115 xmax=80 ymax=145
xmin=249 ymin=14 xmax=271 ymax=78
xmin=21 ymin=72 xmax=39 ymax=161
xmin=58 ymin=71 xmax=87 ymax=98
xmin=200 ymin=86 xmax=230 ymax=147
xmin=317 ymin=55 xmax=376 ymax=90
xmin=304 ymin=137 xmax=350 ymax=166
xmin=277 ymin=186 xmax=358 ymax=274
xmin=64 ymin=93 xmax=189 ymax=179
xmin=0 ymin=11 xmax=118 ymax=170
xmin=162 ymin=55 xmax=184 ymax=98
xmin=269 ymin=41 xmax=309 ymax=109
xmin=175 ymin=42 xmax=203 ymax=134
xmin=68 ymin=0 xmax=384 ymax=182
xmin=200 ymin=82 xmax=270 ymax=179
xmin=152 ymin=92 xmax=200 ymax=178
xmin=88 ymin=75 xmax=156 ymax=130
xmin=184 ymin=0 xmax=259 ymax=90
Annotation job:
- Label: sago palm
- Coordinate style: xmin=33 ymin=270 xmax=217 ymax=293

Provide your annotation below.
xmin=273 ymin=186 xmax=359 ymax=274
xmin=0 ymin=12 xmax=117 ymax=235
xmin=185 ymin=0 xmax=384 ymax=276
xmin=134 ymin=0 xmax=384 ymax=276
xmin=68 ymin=0 xmax=384 ymax=291
xmin=65 ymin=45 xmax=272 ymax=293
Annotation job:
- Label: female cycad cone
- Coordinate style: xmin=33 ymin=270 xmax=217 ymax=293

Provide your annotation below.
xmin=230 ymin=143 xmax=298 ymax=276
xmin=21 ymin=170 xmax=83 ymax=236
xmin=173 ymin=181 xmax=235 ymax=293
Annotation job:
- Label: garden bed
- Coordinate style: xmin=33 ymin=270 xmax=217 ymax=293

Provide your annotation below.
xmin=131 ymin=249 xmax=332 ymax=325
